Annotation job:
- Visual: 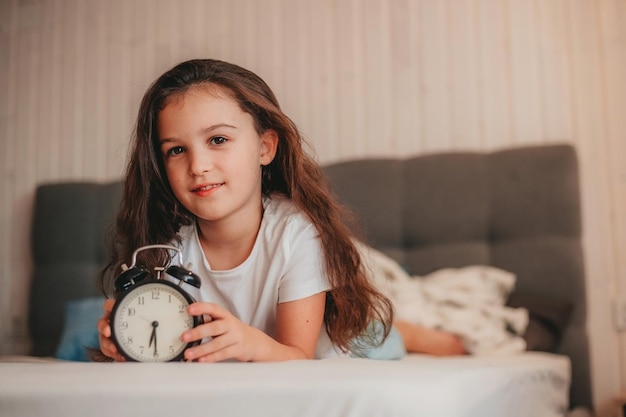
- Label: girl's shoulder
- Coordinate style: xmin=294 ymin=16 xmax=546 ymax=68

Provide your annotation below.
xmin=263 ymin=193 xmax=306 ymax=221
xmin=263 ymin=193 xmax=315 ymax=234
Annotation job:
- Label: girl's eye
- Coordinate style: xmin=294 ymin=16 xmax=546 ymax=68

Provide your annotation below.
xmin=210 ymin=136 xmax=227 ymax=145
xmin=167 ymin=146 xmax=185 ymax=156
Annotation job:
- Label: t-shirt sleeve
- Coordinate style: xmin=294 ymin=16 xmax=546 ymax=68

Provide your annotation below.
xmin=278 ymin=223 xmax=331 ymax=303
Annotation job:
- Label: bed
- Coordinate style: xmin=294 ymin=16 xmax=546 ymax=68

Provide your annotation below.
xmin=0 ymin=143 xmax=593 ymax=416
xmin=1 ymin=353 xmax=570 ymax=417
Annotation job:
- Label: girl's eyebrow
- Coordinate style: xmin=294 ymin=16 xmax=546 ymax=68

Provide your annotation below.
xmin=159 ymin=123 xmax=238 ymax=144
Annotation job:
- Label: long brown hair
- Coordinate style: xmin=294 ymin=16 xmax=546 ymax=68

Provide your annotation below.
xmin=101 ymin=59 xmax=393 ymax=352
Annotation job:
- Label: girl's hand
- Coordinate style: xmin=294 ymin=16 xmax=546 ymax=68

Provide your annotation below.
xmin=97 ymin=298 xmax=126 ymax=362
xmin=181 ymin=302 xmax=270 ymax=362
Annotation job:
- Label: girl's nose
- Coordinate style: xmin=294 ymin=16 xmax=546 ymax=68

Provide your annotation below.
xmin=189 ymin=151 xmax=211 ymax=176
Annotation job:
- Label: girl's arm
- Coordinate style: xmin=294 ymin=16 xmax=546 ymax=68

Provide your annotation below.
xmin=394 ymin=320 xmax=467 ymax=356
xmin=182 ymin=291 xmax=326 ymax=362
xmin=273 ymin=291 xmax=326 ymax=359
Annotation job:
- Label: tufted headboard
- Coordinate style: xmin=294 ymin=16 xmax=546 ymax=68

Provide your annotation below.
xmin=29 ymin=181 xmax=122 ymax=357
xmin=323 ymin=144 xmax=591 ymax=410
xmin=27 ymin=143 xmax=591 ymax=409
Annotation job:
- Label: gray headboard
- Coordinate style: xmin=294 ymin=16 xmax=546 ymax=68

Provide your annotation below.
xmin=27 ymin=143 xmax=591 ymax=409
xmin=29 ymin=181 xmax=122 ymax=356
xmin=323 ymin=144 xmax=591 ymax=410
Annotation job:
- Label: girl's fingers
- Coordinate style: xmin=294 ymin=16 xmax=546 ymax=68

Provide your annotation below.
xmin=195 ymin=345 xmax=236 ymax=363
xmin=101 ymin=337 xmax=116 ymax=354
xmin=97 ymin=317 xmax=111 ymax=338
xmin=187 ymin=302 xmax=225 ymax=318
xmin=100 ymin=332 xmax=126 ymax=362
xmin=99 ymin=298 xmax=126 ymax=361
xmin=98 ymin=299 xmax=116 ymax=336
xmin=185 ymin=334 xmax=234 ymax=362
xmin=182 ymin=305 xmax=243 ymax=362
xmin=182 ymin=316 xmax=228 ymax=343
xmin=103 ymin=298 xmax=115 ymax=312
xmin=182 ymin=302 xmax=227 ymax=342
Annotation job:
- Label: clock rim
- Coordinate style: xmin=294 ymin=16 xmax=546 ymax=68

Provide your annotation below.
xmin=110 ymin=279 xmax=203 ymax=362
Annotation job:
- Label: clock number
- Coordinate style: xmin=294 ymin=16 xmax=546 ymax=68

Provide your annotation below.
xmin=127 ymin=336 xmax=134 ymax=344
xmin=121 ymin=321 xmax=128 ymax=329
xmin=151 ymin=290 xmax=160 ymax=300
xmin=140 ymin=346 xmax=145 ymax=354
xmin=178 ymin=304 xmax=185 ymax=313
xmin=127 ymin=308 xmax=136 ymax=316
xmin=137 ymin=296 xmax=145 ymax=305
xmin=168 ymin=294 xmax=172 ymax=303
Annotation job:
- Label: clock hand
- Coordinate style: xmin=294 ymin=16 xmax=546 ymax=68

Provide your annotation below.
xmin=151 ymin=321 xmax=159 ymax=357
xmin=149 ymin=324 xmax=156 ymax=348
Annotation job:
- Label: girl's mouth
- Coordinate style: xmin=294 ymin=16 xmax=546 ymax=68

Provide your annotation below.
xmin=193 ymin=183 xmax=224 ymax=194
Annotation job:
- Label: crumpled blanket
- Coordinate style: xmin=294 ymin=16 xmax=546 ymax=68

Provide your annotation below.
xmin=356 ymin=241 xmax=529 ymax=355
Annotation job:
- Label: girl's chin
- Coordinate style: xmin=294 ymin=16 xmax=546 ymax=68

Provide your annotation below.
xmin=193 ymin=212 xmax=225 ymax=223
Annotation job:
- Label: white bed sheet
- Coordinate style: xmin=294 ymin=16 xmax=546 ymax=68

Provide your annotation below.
xmin=0 ymin=352 xmax=570 ymax=417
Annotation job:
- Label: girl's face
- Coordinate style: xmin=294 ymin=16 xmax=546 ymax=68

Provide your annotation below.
xmin=157 ymin=85 xmax=278 ymax=227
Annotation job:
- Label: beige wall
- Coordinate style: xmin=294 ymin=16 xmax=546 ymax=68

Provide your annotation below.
xmin=1 ymin=0 xmax=625 ymax=409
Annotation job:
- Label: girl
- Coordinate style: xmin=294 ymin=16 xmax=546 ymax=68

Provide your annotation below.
xmin=96 ymin=58 xmax=464 ymax=362
xmin=96 ymin=58 xmax=396 ymax=362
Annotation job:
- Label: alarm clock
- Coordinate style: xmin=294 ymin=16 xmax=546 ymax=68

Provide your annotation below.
xmin=110 ymin=244 xmax=203 ymax=362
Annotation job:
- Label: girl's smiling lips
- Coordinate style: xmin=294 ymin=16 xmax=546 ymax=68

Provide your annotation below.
xmin=192 ymin=182 xmax=224 ymax=196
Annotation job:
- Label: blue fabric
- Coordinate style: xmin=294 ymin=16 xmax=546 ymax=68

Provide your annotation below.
xmin=350 ymin=322 xmax=406 ymax=360
xmin=54 ymin=297 xmax=104 ymax=362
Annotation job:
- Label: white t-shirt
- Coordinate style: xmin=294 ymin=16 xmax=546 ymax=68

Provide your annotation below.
xmin=171 ymin=194 xmax=342 ymax=358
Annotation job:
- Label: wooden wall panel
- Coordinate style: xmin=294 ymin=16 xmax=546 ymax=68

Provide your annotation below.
xmin=535 ymin=0 xmax=573 ymax=142
xmin=331 ymin=0 xmax=364 ymax=159
xmin=565 ymin=0 xmax=621 ymax=406
xmin=361 ymin=0 xmax=394 ymax=158
xmin=1 ymin=0 xmax=624 ymax=408
xmin=420 ymin=0 xmax=451 ymax=151
xmin=476 ymin=0 xmax=513 ymax=149
xmin=597 ymin=0 xmax=626 ymax=390
xmin=507 ymin=0 xmax=542 ymax=144
xmin=305 ymin=0 xmax=336 ymax=162
xmin=448 ymin=0 xmax=481 ymax=149
xmin=389 ymin=0 xmax=421 ymax=156
xmin=0 ymin=0 xmax=13 ymax=350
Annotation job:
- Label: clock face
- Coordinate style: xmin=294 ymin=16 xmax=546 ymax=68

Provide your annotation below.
xmin=111 ymin=280 xmax=200 ymax=362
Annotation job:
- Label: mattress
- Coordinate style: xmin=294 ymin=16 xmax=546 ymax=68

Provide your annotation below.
xmin=0 ymin=352 xmax=570 ymax=417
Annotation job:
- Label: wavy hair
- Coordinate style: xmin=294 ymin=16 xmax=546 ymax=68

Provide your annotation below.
xmin=100 ymin=59 xmax=393 ymax=352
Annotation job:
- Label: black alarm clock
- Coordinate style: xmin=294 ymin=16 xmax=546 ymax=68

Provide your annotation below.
xmin=110 ymin=244 xmax=203 ymax=362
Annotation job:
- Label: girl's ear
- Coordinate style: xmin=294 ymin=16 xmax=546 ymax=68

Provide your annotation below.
xmin=260 ymin=129 xmax=279 ymax=166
